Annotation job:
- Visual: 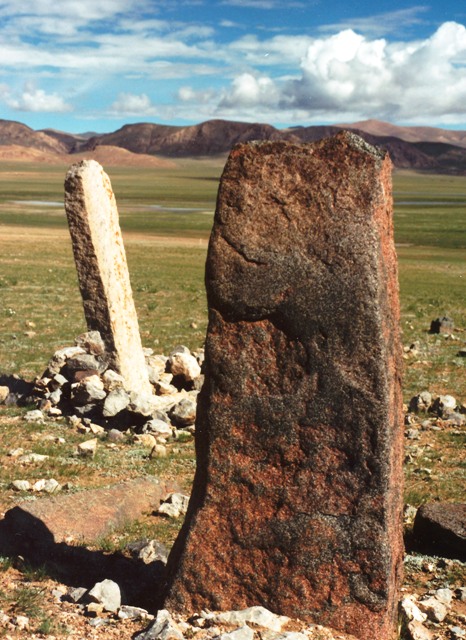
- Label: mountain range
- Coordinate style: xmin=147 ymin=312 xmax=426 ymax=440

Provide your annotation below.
xmin=1 ymin=117 xmax=466 ymax=174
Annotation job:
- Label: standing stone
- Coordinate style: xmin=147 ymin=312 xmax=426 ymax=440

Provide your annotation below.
xmin=64 ymin=160 xmax=151 ymax=395
xmin=163 ymin=134 xmax=404 ymax=640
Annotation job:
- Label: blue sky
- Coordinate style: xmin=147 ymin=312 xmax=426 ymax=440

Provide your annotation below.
xmin=0 ymin=0 xmax=465 ymax=133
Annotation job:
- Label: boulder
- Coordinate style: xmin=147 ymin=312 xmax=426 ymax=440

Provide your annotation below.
xmin=413 ymin=502 xmax=466 ymax=560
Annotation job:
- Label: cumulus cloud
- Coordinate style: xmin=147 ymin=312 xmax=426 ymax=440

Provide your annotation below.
xmin=6 ymin=85 xmax=72 ymax=112
xmin=110 ymin=93 xmax=158 ymax=116
xmin=216 ymin=22 xmax=466 ymax=125
xmin=178 ymin=86 xmax=216 ymax=103
xmin=219 ymin=73 xmax=280 ymax=109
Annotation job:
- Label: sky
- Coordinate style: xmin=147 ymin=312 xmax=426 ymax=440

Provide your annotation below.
xmin=0 ymin=0 xmax=465 ymax=134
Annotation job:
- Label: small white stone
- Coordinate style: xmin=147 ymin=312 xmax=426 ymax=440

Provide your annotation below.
xmin=216 ymin=625 xmax=254 ymax=640
xmin=407 ymin=620 xmax=433 ymax=640
xmin=18 ymin=453 xmax=49 ymax=464
xmin=88 ymin=579 xmax=121 ymax=613
xmin=418 ymin=596 xmax=448 ymax=622
xmin=158 ymin=493 xmax=190 ymax=518
xmin=10 ymin=480 xmax=31 ymax=492
xmin=8 ymin=448 xmax=24 ymax=458
xmin=77 ymin=438 xmax=97 ymax=457
xmin=212 ymin=607 xmax=290 ymax=632
xmin=24 ymin=410 xmax=44 ymax=423
xmin=434 ymin=588 xmax=453 ymax=606
xmin=134 ymin=433 xmax=157 ymax=448
xmin=151 ymin=444 xmax=168 ymax=458
xmin=401 ymin=596 xmax=428 ymax=623
xmin=12 ymin=615 xmax=29 ymax=630
xmin=168 ymin=352 xmax=201 ymax=381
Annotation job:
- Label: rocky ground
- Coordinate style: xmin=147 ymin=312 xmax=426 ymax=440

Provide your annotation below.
xmin=0 ymin=331 xmax=464 ymax=639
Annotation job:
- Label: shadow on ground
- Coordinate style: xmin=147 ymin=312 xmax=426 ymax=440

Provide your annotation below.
xmin=0 ymin=507 xmax=165 ymax=612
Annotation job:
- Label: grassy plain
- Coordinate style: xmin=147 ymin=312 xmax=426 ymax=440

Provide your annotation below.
xmin=0 ymin=161 xmax=465 ymax=395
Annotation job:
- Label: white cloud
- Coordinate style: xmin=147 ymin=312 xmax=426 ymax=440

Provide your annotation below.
xmin=318 ymin=6 xmax=430 ymax=37
xmin=216 ymin=22 xmax=466 ymax=125
xmin=110 ymin=93 xmax=158 ymax=116
xmin=178 ymin=86 xmax=215 ymax=103
xmin=219 ymin=72 xmax=279 ymax=108
xmin=5 ymin=85 xmax=72 ymax=112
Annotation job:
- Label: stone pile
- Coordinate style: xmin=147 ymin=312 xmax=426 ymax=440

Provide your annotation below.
xmin=407 ymin=391 xmax=465 ymax=429
xmin=30 ymin=330 xmax=203 ymax=437
xmin=401 ymin=586 xmax=466 ymax=640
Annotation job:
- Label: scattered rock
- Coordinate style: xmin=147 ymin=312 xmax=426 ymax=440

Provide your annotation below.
xmin=208 ymin=607 xmax=290 ymax=631
xmin=66 ymin=587 xmax=88 ymax=603
xmin=409 ymin=391 xmax=432 ymax=413
xmin=217 ymin=626 xmax=254 ymax=640
xmin=169 ymin=397 xmax=196 ymax=427
xmin=168 ymin=351 xmax=201 ymax=382
xmin=135 ymin=539 xmax=169 ymax=565
xmin=434 ymin=588 xmax=454 ymax=606
xmin=401 ymin=596 xmax=428 ymax=623
xmin=150 ymin=444 xmax=168 ymax=458
xmin=10 ymin=480 xmax=31 ymax=492
xmin=11 ymin=615 xmax=29 ymax=630
xmin=0 ymin=386 xmax=9 ymax=403
xmin=418 ymin=596 xmax=449 ymax=622
xmin=88 ymin=579 xmax=121 ymax=613
xmin=118 ymin=605 xmax=152 ymax=621
xmin=429 ymin=316 xmax=454 ymax=334
xmin=431 ymin=394 xmax=457 ymax=416
xmin=75 ymin=330 xmax=106 ymax=355
xmin=143 ymin=419 xmax=173 ymax=439
xmin=23 ymin=409 xmax=44 ymax=423
xmin=135 ymin=608 xmax=183 ymax=640
xmin=77 ymin=438 xmax=98 ymax=458
xmin=102 ymin=369 xmax=125 ymax=391
xmin=32 ymin=478 xmax=61 ymax=494
xmin=103 ymin=387 xmax=130 ymax=416
xmin=17 ymin=453 xmax=49 ymax=464
xmin=157 ymin=493 xmax=190 ymax=518
xmin=407 ymin=620 xmax=433 ymax=640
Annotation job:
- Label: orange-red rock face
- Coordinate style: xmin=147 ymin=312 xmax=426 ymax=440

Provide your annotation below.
xmin=164 ymin=133 xmax=404 ymax=640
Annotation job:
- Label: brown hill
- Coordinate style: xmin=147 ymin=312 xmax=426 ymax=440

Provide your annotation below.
xmin=0 ymin=144 xmax=63 ymax=164
xmin=1 ymin=117 xmax=466 ymax=174
xmin=82 ymin=119 xmax=466 ymax=174
xmin=0 ymin=119 xmax=69 ymax=154
xmin=40 ymin=128 xmax=89 ymax=153
xmin=337 ymin=119 xmax=466 ymax=150
xmin=83 ymin=119 xmax=291 ymax=157
xmin=70 ymin=145 xmax=176 ymax=168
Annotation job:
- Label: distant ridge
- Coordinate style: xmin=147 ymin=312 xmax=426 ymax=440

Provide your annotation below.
xmin=336 ymin=119 xmax=466 ymax=150
xmin=0 ymin=117 xmax=466 ymax=174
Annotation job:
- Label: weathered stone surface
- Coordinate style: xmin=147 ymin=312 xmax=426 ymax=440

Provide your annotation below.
xmin=3 ymin=477 xmax=177 ymax=543
xmin=64 ymin=160 xmax=151 ymax=395
xmin=412 ymin=502 xmax=466 ymax=560
xmin=164 ymin=134 xmax=404 ymax=640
